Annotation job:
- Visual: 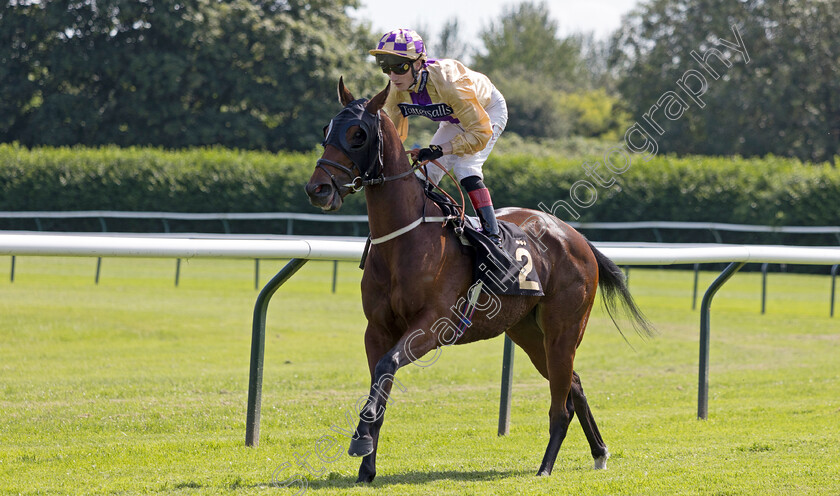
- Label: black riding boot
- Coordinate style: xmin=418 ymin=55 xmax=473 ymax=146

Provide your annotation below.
xmin=461 ymin=175 xmax=502 ymax=247
xmin=477 ymin=205 xmax=502 ymax=247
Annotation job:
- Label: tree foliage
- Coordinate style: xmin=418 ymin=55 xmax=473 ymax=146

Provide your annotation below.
xmin=473 ymin=1 xmax=582 ymax=88
xmin=0 ymin=0 xmax=380 ymax=151
xmin=430 ymin=19 xmax=468 ymax=61
xmin=611 ymin=0 xmax=840 ymax=163
xmin=471 ymin=1 xmax=624 ymax=140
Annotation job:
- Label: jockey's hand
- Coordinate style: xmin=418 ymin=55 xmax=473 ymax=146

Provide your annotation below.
xmin=416 ymin=144 xmax=444 ymax=163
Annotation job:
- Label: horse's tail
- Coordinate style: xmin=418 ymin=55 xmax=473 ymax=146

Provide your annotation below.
xmin=587 ymin=240 xmax=656 ymax=339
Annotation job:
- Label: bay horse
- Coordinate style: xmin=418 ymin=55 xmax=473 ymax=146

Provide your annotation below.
xmin=305 ymin=78 xmax=654 ymax=483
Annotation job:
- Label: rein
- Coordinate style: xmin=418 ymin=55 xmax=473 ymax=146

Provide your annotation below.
xmin=368 ymin=158 xmax=467 ymax=245
xmin=318 ymin=155 xmax=464 ymax=245
xmin=421 ymin=159 xmax=467 ymax=228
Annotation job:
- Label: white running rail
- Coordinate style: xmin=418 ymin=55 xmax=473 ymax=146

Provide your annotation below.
xmin=1 ymin=232 xmax=839 ymax=265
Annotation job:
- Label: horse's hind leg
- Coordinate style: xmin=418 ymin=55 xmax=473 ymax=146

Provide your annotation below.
xmin=535 ymin=287 xmax=599 ymax=476
xmin=548 ymin=369 xmax=610 ymax=470
xmin=508 ymin=309 xmax=598 ymax=475
xmin=570 ymin=371 xmax=610 ymax=469
xmin=537 ymin=347 xmax=575 ymax=476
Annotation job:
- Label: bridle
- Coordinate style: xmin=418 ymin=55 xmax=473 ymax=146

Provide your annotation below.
xmin=316 ymin=98 xmax=421 ymax=194
xmin=314 ymin=157 xmax=367 ymax=194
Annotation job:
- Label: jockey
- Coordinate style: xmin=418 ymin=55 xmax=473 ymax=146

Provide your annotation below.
xmin=370 ymin=28 xmax=508 ymax=247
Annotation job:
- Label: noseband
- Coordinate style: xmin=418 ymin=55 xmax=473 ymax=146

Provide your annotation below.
xmin=317 ymin=98 xmax=419 ymax=193
xmin=315 ymin=157 xmax=367 ymax=193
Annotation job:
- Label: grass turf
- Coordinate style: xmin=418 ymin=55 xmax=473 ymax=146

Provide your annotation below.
xmin=1 ymin=257 xmax=838 ymax=495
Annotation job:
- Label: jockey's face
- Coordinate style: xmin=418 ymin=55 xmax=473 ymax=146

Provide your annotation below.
xmin=387 ymin=67 xmax=415 ymax=91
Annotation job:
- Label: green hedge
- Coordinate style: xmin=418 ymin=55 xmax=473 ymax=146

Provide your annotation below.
xmin=483 ymin=152 xmax=839 ymax=244
xmin=1 ymin=143 xmax=837 ymax=243
xmin=0 ymin=144 xmax=321 ymax=212
xmin=0 ymin=144 xmax=368 ymax=233
xmin=486 ymin=153 xmax=838 ymax=221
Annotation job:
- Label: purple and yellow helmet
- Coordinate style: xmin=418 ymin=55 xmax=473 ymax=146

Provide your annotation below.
xmin=369 ymin=29 xmax=426 ymax=59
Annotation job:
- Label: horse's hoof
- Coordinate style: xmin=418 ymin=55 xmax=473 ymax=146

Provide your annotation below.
xmin=593 ymin=451 xmax=610 ymax=470
xmin=355 ymin=473 xmax=376 ymax=484
xmin=348 ymin=436 xmax=374 ymax=457
xmin=536 ymin=469 xmax=551 ymax=477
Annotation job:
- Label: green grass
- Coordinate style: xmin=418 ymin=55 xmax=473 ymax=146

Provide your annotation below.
xmin=1 ymin=257 xmax=838 ymax=495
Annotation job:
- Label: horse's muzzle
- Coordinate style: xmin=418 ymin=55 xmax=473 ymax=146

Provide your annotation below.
xmin=305 ymin=181 xmax=340 ymax=211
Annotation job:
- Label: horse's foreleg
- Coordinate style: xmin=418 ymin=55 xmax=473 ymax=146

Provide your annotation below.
xmin=350 ymin=321 xmax=440 ymax=483
xmin=349 ymin=353 xmax=400 ymax=483
xmin=349 ymin=323 xmax=396 ymax=482
xmin=570 ymin=371 xmax=610 ymax=469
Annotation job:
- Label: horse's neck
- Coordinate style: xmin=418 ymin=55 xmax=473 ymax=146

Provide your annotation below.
xmin=364 ymin=150 xmax=431 ymax=245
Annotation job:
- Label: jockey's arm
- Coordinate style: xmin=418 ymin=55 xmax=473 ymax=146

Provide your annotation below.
xmin=436 ymin=74 xmax=493 ymax=156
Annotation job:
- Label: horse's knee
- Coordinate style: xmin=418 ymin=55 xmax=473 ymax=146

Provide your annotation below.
xmin=373 ymin=352 xmax=399 ymax=379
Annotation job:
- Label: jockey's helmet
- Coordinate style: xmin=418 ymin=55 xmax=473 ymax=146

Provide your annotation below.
xmin=369 ymin=29 xmax=426 ymax=60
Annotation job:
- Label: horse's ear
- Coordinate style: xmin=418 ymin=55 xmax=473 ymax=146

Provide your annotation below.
xmin=337 ymin=76 xmax=354 ymax=106
xmin=365 ymin=82 xmax=390 ymax=114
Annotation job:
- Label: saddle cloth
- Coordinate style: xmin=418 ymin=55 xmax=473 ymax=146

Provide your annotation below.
xmin=461 ymin=219 xmax=544 ymax=296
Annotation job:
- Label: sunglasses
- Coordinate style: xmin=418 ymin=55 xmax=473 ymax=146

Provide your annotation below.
xmin=376 ymin=55 xmax=413 ymax=75
xmin=379 ymin=60 xmax=411 ymax=75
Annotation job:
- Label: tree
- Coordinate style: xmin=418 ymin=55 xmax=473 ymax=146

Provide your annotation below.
xmin=470 ymin=1 xmax=625 ymax=140
xmin=0 ymin=0 xmax=381 ymax=151
xmin=610 ymin=0 xmax=840 ymax=163
xmin=473 ymin=1 xmax=583 ymax=91
xmin=431 ymin=19 xmax=468 ymax=61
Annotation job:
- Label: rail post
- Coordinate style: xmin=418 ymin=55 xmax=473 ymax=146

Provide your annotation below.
xmin=246 ymin=258 xmax=309 ymax=447
xmin=254 ymin=259 xmax=260 ymax=290
xmin=761 ymin=262 xmax=769 ymax=314
xmin=698 ymin=261 xmax=746 ymax=419
xmin=831 ymin=264 xmax=838 ymax=317
xmin=692 ymin=263 xmax=700 ymax=310
xmin=498 ymin=335 xmax=515 ymax=436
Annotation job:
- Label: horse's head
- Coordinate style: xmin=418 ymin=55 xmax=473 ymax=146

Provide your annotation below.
xmin=305 ymin=78 xmax=390 ymax=211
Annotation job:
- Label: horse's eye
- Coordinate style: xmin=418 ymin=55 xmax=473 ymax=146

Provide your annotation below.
xmin=350 ymin=129 xmax=367 ymax=149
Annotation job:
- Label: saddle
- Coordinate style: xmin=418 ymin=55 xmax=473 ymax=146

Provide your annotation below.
xmin=423 ymin=185 xmax=544 ymax=297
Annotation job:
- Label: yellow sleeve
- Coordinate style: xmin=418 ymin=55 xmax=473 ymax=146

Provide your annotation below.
xmin=431 ymin=68 xmax=493 ymax=156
